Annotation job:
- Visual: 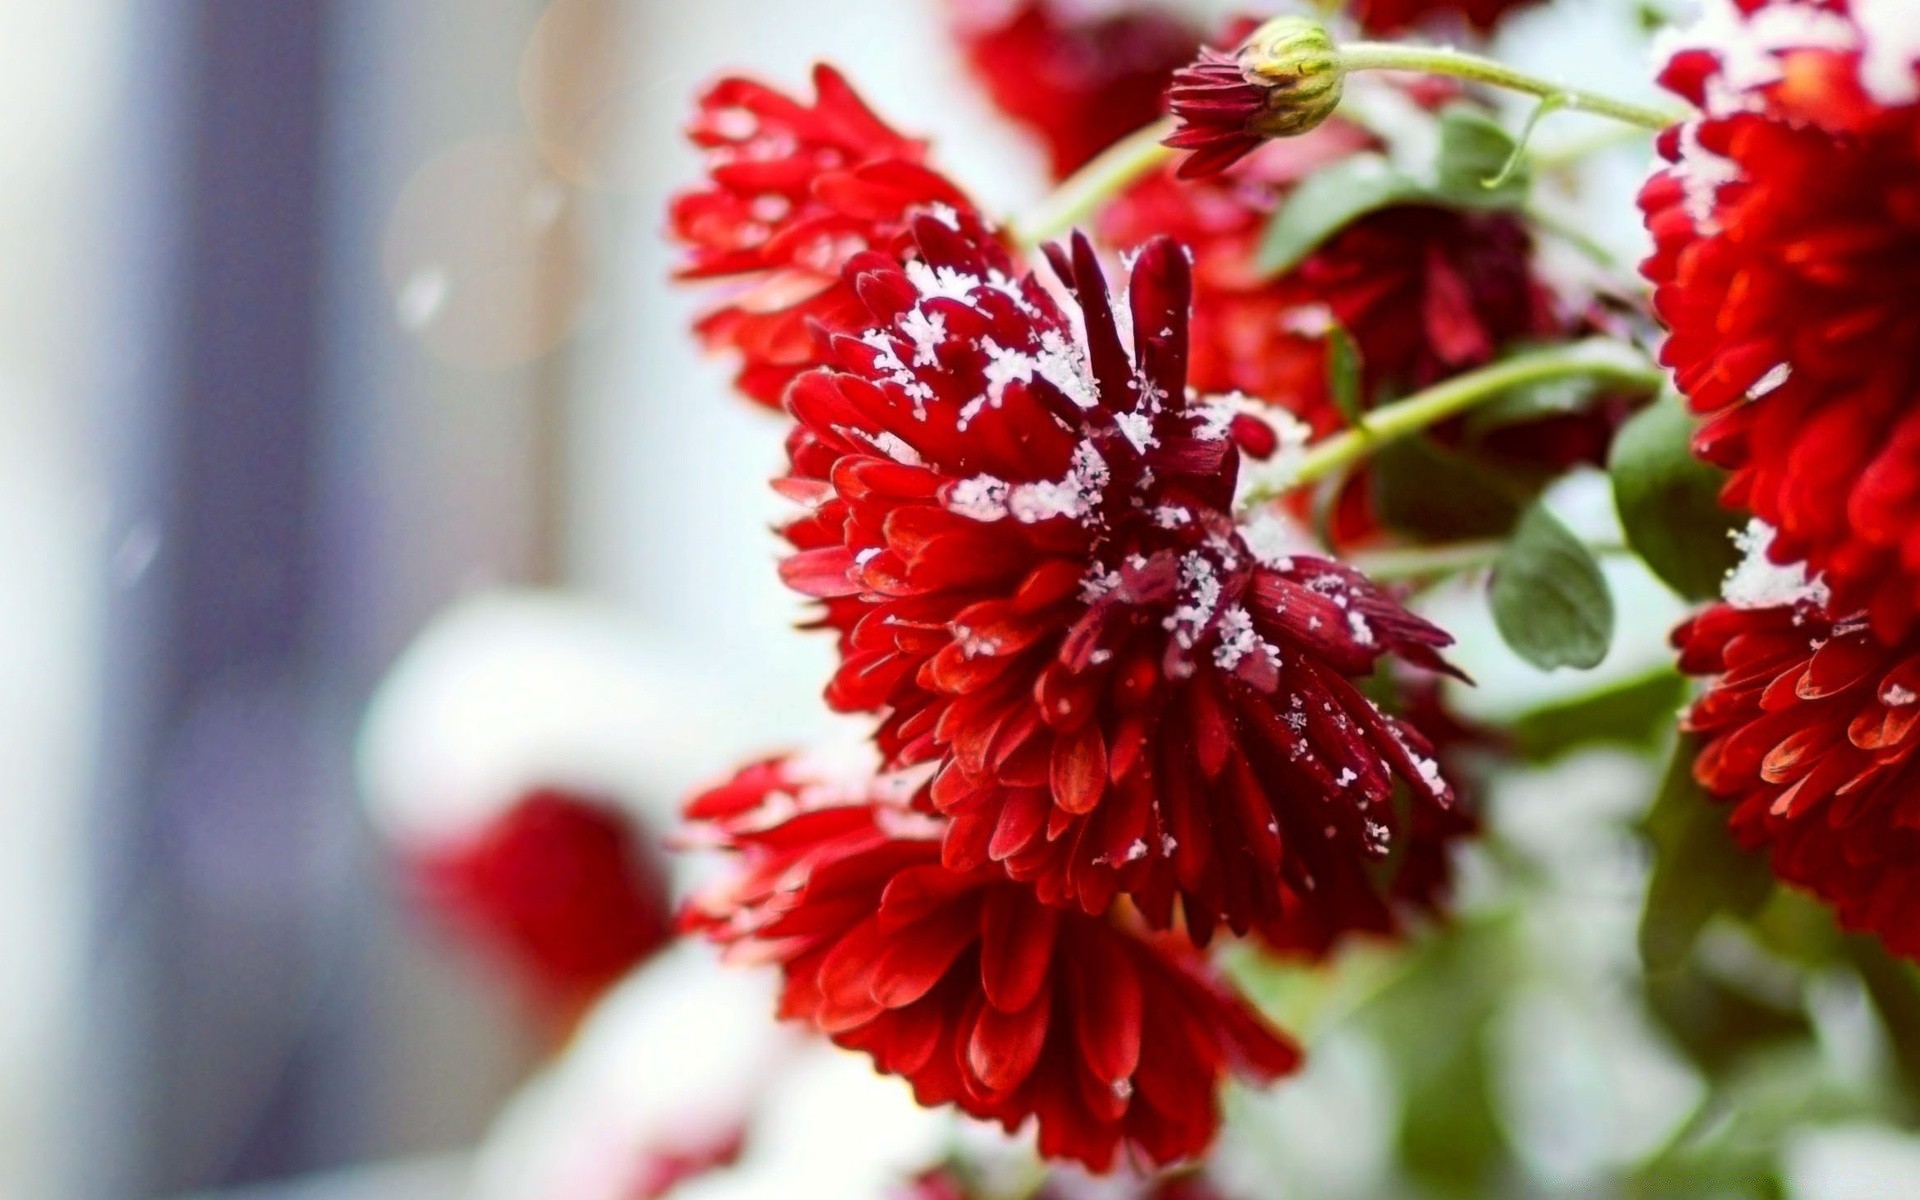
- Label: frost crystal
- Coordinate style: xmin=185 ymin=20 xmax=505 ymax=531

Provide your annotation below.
xmin=899 ymin=306 xmax=947 ymax=367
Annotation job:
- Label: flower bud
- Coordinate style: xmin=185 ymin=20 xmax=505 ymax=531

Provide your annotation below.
xmin=1241 ymin=17 xmax=1345 ymax=136
xmin=1165 ymin=17 xmax=1345 ymax=178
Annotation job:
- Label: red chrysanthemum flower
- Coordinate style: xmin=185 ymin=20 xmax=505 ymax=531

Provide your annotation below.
xmin=1350 ymin=0 xmax=1544 ymax=36
xmin=947 ymin=0 xmax=1203 ymax=179
xmin=1099 ymin=136 xmax=1582 ymax=544
xmin=671 ymin=66 xmax=982 ymax=408
xmin=683 ymin=758 xmax=1301 ymax=1171
xmin=1675 ymin=539 xmax=1920 ymax=961
xmin=776 ymin=212 xmax=1462 ymax=944
xmin=416 ymin=787 xmax=674 ymax=1016
xmin=1640 ymin=0 xmax=1920 ymax=639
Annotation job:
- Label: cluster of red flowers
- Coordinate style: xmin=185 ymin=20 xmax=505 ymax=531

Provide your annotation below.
xmin=1645 ymin=1 xmax=1920 ymax=963
xmin=660 ymin=0 xmax=1920 ymax=1177
xmin=667 ymin=42 xmax=1498 ymax=1170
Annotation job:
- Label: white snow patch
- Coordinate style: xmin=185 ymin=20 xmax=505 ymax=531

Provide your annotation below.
xmin=899 ymin=307 xmax=946 ymax=367
xmin=1854 ymin=0 xmax=1920 ymax=104
xmin=1722 ymin=519 xmax=1831 ymax=610
xmin=1748 ymin=362 xmax=1791 ymax=400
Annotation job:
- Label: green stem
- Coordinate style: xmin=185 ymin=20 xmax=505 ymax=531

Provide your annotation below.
xmin=1010 ymin=117 xmax=1174 ymax=250
xmin=1339 ymin=42 xmax=1680 ymax=131
xmin=1251 ymin=339 xmax=1664 ymax=503
xmin=1348 ymin=539 xmax=1506 ymax=581
xmin=1530 ymin=122 xmax=1656 ymax=170
xmin=1349 ymin=537 xmax=1627 ymax=582
xmin=1525 ymin=203 xmax=1618 ymax=266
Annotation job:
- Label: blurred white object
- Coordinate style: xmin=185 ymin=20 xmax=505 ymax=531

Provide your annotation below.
xmin=468 ymin=939 xmax=953 ymax=1200
xmin=467 ymin=940 xmax=788 ymax=1200
xmin=357 ymin=590 xmax=736 ymax=844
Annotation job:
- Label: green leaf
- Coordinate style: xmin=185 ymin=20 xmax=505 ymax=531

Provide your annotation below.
xmin=1844 ymin=937 xmax=1920 ymax=1103
xmin=1360 ymin=917 xmax=1517 ymax=1193
xmin=1488 ymin=501 xmax=1615 ymax=670
xmin=1371 ymin=436 xmax=1526 ymax=541
xmin=1464 ymin=370 xmax=1607 ymax=436
xmin=1256 ymin=154 xmax=1426 ymax=275
xmin=1433 ymin=104 xmax=1531 ymax=209
xmin=1507 ymin=666 xmax=1687 ymax=761
xmin=1644 ymin=961 xmax=1813 ymax=1076
xmin=1610 ymin=390 xmax=1745 ymax=601
xmin=1626 ymin=1045 xmax=1867 ymax=1199
xmin=1639 ymin=734 xmax=1775 ymax=975
xmin=1324 ymin=324 xmax=1364 ymax=428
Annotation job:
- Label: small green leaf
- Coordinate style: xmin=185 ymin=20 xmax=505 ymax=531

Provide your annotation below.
xmin=1324 ymin=324 xmax=1364 ymax=428
xmin=1488 ymin=94 xmax=1564 ymax=190
xmin=1507 ymin=666 xmax=1687 ymax=761
xmin=1433 ymin=104 xmax=1530 ymax=209
xmin=1371 ymin=436 xmax=1525 ymax=541
xmin=1610 ymin=389 xmax=1745 ymax=601
xmin=1488 ymin=501 xmax=1614 ymax=670
xmin=1256 ymin=154 xmax=1426 ymax=275
xmin=1639 ymin=734 xmax=1774 ymax=974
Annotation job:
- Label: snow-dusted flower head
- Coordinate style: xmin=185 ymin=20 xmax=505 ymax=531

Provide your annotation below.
xmin=777 ymin=210 xmax=1463 ymax=944
xmin=1675 ymin=573 xmax=1920 ymax=965
xmin=1641 ymin=0 xmax=1920 ymax=640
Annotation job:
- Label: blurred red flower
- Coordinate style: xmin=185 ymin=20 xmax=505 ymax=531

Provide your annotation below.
xmin=418 ymin=788 xmax=674 ymax=1018
xmin=947 ymin=0 xmax=1203 ymax=178
xmin=1350 ymin=0 xmax=1544 ymax=35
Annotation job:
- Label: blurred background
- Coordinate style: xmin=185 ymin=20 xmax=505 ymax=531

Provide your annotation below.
xmin=2 ymin=3 xmax=1059 ymax=1197
xmin=8 ymin=2 xmax=1918 ymax=1199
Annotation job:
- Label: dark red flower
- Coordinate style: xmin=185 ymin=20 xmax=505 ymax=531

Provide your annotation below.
xmin=1640 ymin=0 xmax=1920 ymax=639
xmin=1164 ymin=19 xmax=1346 ymax=180
xmin=1675 ymin=543 xmax=1920 ymax=962
xmin=683 ymin=758 xmax=1301 ymax=1171
xmin=1099 ymin=136 xmax=1571 ymax=544
xmin=776 ymin=213 xmax=1461 ymax=944
xmin=1349 ymin=0 xmax=1544 ymax=36
xmin=416 ymin=787 xmax=674 ymax=1015
xmin=947 ymin=0 xmax=1204 ymax=178
xmin=671 ymin=66 xmax=981 ymax=408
